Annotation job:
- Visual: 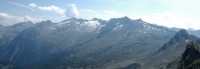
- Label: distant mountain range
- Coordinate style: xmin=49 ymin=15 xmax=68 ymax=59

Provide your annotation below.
xmin=0 ymin=17 xmax=200 ymax=69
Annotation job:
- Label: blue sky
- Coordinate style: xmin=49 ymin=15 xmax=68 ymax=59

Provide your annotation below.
xmin=0 ymin=0 xmax=200 ymax=29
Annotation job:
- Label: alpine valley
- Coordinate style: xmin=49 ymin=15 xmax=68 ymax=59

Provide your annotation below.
xmin=0 ymin=17 xmax=200 ymax=69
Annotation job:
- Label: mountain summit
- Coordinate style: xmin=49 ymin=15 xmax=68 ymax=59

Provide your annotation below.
xmin=174 ymin=29 xmax=190 ymax=41
xmin=158 ymin=29 xmax=197 ymax=52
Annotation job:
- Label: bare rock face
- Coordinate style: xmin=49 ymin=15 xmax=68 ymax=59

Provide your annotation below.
xmin=0 ymin=62 xmax=20 ymax=69
xmin=120 ymin=63 xmax=142 ymax=69
xmin=177 ymin=41 xmax=200 ymax=69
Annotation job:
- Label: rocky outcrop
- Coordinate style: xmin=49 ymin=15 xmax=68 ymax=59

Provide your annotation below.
xmin=0 ymin=62 xmax=21 ymax=69
xmin=177 ymin=41 xmax=200 ymax=69
xmin=120 ymin=63 xmax=142 ymax=69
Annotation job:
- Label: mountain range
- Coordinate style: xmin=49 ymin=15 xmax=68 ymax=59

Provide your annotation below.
xmin=0 ymin=16 xmax=200 ymax=69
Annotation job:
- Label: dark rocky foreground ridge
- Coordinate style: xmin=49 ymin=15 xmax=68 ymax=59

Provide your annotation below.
xmin=177 ymin=40 xmax=200 ymax=69
xmin=139 ymin=29 xmax=199 ymax=69
xmin=0 ymin=17 xmax=200 ymax=69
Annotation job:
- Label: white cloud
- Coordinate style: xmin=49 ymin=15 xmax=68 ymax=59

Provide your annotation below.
xmin=29 ymin=3 xmax=37 ymax=8
xmin=0 ymin=12 xmax=43 ymax=26
xmin=27 ymin=3 xmax=80 ymax=18
xmin=65 ymin=4 xmax=80 ymax=18
xmin=132 ymin=12 xmax=200 ymax=30
xmin=38 ymin=5 xmax=65 ymax=15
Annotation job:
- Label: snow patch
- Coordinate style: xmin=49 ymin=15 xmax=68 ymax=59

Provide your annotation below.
xmin=114 ymin=24 xmax=123 ymax=31
xmin=84 ymin=20 xmax=100 ymax=28
xmin=100 ymin=24 xmax=106 ymax=28
xmin=185 ymin=40 xmax=189 ymax=42
xmin=124 ymin=34 xmax=127 ymax=37
xmin=116 ymin=22 xmax=120 ymax=25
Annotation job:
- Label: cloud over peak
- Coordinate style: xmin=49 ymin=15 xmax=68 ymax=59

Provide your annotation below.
xmin=30 ymin=3 xmax=80 ymax=18
xmin=0 ymin=12 xmax=42 ymax=26
xmin=65 ymin=4 xmax=80 ymax=18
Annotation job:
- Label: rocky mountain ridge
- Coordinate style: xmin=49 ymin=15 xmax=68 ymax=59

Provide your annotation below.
xmin=0 ymin=17 xmax=199 ymax=69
